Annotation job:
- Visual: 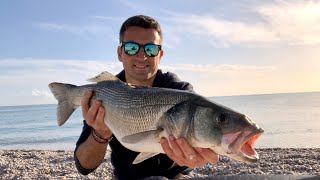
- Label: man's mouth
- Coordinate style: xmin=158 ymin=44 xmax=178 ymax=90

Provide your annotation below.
xmin=134 ymin=64 xmax=148 ymax=69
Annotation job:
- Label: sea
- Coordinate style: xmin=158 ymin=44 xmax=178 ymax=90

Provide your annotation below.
xmin=0 ymin=92 xmax=319 ymax=150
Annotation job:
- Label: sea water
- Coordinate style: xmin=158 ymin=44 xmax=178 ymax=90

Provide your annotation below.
xmin=0 ymin=92 xmax=319 ymax=150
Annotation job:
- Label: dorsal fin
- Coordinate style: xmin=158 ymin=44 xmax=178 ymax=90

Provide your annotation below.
xmin=87 ymin=71 xmax=119 ymax=82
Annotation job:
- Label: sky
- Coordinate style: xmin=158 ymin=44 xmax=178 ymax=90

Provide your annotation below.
xmin=1 ymin=0 xmax=320 ymax=106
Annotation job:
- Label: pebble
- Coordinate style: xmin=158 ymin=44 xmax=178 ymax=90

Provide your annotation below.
xmin=0 ymin=148 xmax=319 ymax=179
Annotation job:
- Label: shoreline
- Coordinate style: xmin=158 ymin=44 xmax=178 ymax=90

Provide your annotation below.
xmin=0 ymin=148 xmax=319 ymax=179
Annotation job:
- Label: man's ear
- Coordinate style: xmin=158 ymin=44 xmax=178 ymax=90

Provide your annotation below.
xmin=117 ymin=46 xmax=123 ymax=62
xmin=159 ymin=50 xmax=164 ymax=61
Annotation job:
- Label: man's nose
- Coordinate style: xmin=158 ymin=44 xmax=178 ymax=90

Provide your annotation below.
xmin=135 ymin=47 xmax=147 ymax=60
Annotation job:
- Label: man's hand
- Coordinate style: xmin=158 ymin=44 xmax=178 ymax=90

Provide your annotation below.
xmin=81 ymin=91 xmax=112 ymax=139
xmin=160 ymin=135 xmax=219 ymax=168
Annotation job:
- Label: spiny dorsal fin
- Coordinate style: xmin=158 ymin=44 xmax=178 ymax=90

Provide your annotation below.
xmin=87 ymin=71 xmax=119 ymax=83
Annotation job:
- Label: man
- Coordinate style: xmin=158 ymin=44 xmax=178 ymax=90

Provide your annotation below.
xmin=74 ymin=15 xmax=219 ymax=179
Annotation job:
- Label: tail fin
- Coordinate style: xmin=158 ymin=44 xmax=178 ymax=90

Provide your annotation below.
xmin=48 ymin=82 xmax=78 ymax=126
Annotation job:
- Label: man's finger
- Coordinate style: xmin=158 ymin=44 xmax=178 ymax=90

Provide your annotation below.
xmin=170 ymin=136 xmax=185 ymax=159
xmin=176 ymin=138 xmax=201 ymax=161
xmin=160 ymin=138 xmax=174 ymax=157
xmin=160 ymin=138 xmax=179 ymax=162
xmin=86 ymin=100 xmax=101 ymax=123
xmin=81 ymin=91 xmax=92 ymax=115
xmin=96 ymin=106 xmax=106 ymax=127
xmin=196 ymin=148 xmax=219 ymax=164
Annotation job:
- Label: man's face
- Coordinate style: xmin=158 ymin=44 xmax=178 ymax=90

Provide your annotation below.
xmin=117 ymin=26 xmax=163 ymax=85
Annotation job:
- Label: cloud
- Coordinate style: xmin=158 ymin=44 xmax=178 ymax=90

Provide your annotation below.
xmin=256 ymin=1 xmax=320 ymax=45
xmin=160 ymin=63 xmax=278 ymax=96
xmin=1 ymin=59 xmax=275 ymax=82
xmin=161 ymin=64 xmax=276 ymax=74
xmin=0 ymin=59 xmax=123 ymax=106
xmin=32 ymin=89 xmax=55 ymax=101
xmin=31 ymin=2 xmax=320 ymax=48
xmin=117 ymin=0 xmax=144 ymax=11
xmin=30 ymin=90 xmax=55 ymax=106
xmin=162 ymin=1 xmax=320 ymax=47
xmin=0 ymin=58 xmax=318 ymax=106
xmin=0 ymin=58 xmax=122 ymax=78
xmin=0 ymin=59 xmax=275 ymax=99
xmin=91 ymin=16 xmax=124 ymax=21
xmin=33 ymin=21 xmax=115 ymax=40
xmin=31 ymin=89 xmax=52 ymax=97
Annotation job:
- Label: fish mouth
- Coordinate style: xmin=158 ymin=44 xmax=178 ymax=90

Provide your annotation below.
xmin=225 ymin=125 xmax=264 ymax=163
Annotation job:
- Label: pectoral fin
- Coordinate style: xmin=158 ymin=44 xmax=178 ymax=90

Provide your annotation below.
xmin=121 ymin=129 xmax=163 ymax=144
xmin=133 ymin=152 xmax=160 ymax=164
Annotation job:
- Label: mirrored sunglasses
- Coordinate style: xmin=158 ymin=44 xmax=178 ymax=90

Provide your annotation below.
xmin=121 ymin=42 xmax=162 ymax=57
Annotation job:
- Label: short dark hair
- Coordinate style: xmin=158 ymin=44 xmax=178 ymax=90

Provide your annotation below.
xmin=119 ymin=15 xmax=162 ymax=44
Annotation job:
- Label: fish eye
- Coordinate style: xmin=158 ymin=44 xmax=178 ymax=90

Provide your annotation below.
xmin=216 ymin=114 xmax=229 ymax=125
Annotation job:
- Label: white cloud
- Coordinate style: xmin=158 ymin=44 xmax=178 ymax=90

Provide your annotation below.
xmin=91 ymin=16 xmax=124 ymax=21
xmin=32 ymin=89 xmax=52 ymax=97
xmin=256 ymin=1 xmax=320 ymax=45
xmin=0 ymin=58 xmax=122 ymax=78
xmin=2 ymin=59 xmax=276 ymax=84
xmin=160 ymin=63 xmax=278 ymax=96
xmin=161 ymin=64 xmax=276 ymax=74
xmin=1 ymin=58 xmax=318 ymax=105
xmin=32 ymin=89 xmax=55 ymax=102
xmin=31 ymin=2 xmax=320 ymax=47
xmin=0 ymin=58 xmax=278 ymax=105
xmin=33 ymin=22 xmax=114 ymax=39
xmin=0 ymin=59 xmax=123 ymax=106
xmin=162 ymin=1 xmax=320 ymax=47
xmin=117 ymin=0 xmax=144 ymax=11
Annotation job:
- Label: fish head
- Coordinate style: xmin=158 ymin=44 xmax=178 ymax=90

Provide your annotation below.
xmin=192 ymin=100 xmax=264 ymax=163
xmin=219 ymin=119 xmax=264 ymax=163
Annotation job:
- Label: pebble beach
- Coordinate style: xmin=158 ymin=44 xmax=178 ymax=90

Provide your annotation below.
xmin=0 ymin=148 xmax=319 ymax=179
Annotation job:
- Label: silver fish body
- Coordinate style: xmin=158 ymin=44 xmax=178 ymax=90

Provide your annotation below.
xmin=49 ymin=71 xmax=264 ymax=164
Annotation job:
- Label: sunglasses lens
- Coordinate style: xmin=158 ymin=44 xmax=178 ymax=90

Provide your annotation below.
xmin=123 ymin=42 xmax=160 ymax=57
xmin=124 ymin=42 xmax=139 ymax=55
xmin=145 ymin=44 xmax=159 ymax=57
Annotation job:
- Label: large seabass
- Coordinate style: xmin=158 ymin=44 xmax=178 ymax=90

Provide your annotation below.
xmin=48 ymin=71 xmax=264 ymax=164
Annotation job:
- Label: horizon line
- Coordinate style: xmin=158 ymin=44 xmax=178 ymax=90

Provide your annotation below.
xmin=1 ymin=90 xmax=319 ymax=107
